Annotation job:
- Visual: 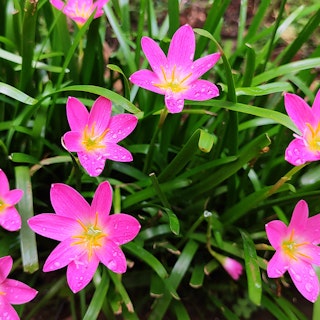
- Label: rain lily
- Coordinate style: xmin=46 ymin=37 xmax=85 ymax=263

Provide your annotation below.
xmin=222 ymin=257 xmax=243 ymax=280
xmin=265 ymin=200 xmax=320 ymax=302
xmin=0 ymin=256 xmax=38 ymax=319
xmin=0 ymin=169 xmax=23 ymax=232
xmin=50 ymin=0 xmax=109 ymax=26
xmin=28 ymin=181 xmax=141 ymax=293
xmin=284 ymin=90 xmax=320 ymax=165
xmin=129 ymin=24 xmax=220 ymax=113
xmin=62 ymin=96 xmax=138 ymax=177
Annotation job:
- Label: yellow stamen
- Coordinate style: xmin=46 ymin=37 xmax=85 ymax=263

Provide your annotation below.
xmin=82 ymin=123 xmax=109 ymax=152
xmin=305 ymin=122 xmax=320 ymax=152
xmin=0 ymin=199 xmax=8 ymax=213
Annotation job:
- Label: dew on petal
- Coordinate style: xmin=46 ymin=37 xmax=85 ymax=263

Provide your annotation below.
xmin=305 ymin=282 xmax=314 ymax=293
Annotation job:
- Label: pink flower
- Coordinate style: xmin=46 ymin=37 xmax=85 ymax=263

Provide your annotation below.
xmin=222 ymin=257 xmax=243 ymax=280
xmin=284 ymin=90 xmax=320 ymax=165
xmin=62 ymin=96 xmax=138 ymax=177
xmin=265 ymin=200 xmax=320 ymax=302
xmin=0 ymin=169 xmax=23 ymax=232
xmin=0 ymin=256 xmax=38 ymax=319
xmin=129 ymin=24 xmax=220 ymax=113
xmin=28 ymin=181 xmax=141 ymax=293
xmin=50 ymin=0 xmax=109 ymax=26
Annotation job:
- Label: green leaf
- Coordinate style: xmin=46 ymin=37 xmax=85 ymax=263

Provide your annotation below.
xmin=163 ymin=208 xmax=180 ymax=236
xmin=0 ymin=82 xmax=37 ymax=105
xmin=189 ymin=263 xmax=205 ymax=288
xmin=233 ymin=82 xmax=293 ymax=96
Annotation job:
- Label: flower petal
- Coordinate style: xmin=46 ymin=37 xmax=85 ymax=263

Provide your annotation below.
xmin=311 ymin=89 xmax=320 ymax=117
xmin=2 ymin=279 xmax=37 ymax=304
xmin=28 ymin=214 xmax=78 ymax=241
xmin=50 ymin=0 xmax=65 ymax=11
xmin=106 ymin=214 xmax=141 ymax=245
xmin=284 ymin=93 xmax=315 ymax=132
xmin=0 ymin=256 xmax=12 ymax=283
xmin=141 ymin=36 xmax=168 ymax=75
xmin=63 ymin=131 xmax=83 ymax=152
xmin=88 ymin=96 xmax=112 ymax=135
xmin=0 ymin=299 xmax=20 ymax=320
xmin=104 ymin=143 xmax=133 ymax=162
xmin=106 ymin=114 xmax=138 ymax=143
xmin=66 ymin=97 xmax=89 ymax=131
xmin=289 ymin=200 xmax=308 ymax=232
xmin=265 ymin=220 xmax=287 ymax=249
xmin=301 ymin=243 xmax=320 ymax=265
xmin=189 ymin=53 xmax=221 ymax=81
xmin=0 ymin=207 xmax=21 ymax=232
xmin=67 ymin=254 xmax=99 ymax=293
xmin=285 ymin=138 xmax=320 ymax=166
xmin=50 ymin=183 xmax=91 ymax=221
xmin=267 ymin=250 xmax=288 ymax=278
xmin=91 ymin=181 xmax=112 ymax=223
xmin=78 ymin=151 xmax=107 ymax=177
xmin=5 ymin=189 xmax=23 ymax=206
xmin=165 ymin=93 xmax=184 ymax=113
xmin=96 ymin=239 xmax=127 ymax=273
xmin=288 ymin=260 xmax=319 ymax=302
xmin=167 ymin=24 xmax=195 ymax=69
xmin=129 ymin=70 xmax=164 ymax=95
xmin=182 ymin=79 xmax=219 ymax=101
xmin=0 ymin=169 xmax=9 ymax=196
xmin=43 ymin=238 xmax=85 ymax=272
xmin=306 ymin=214 xmax=320 ymax=244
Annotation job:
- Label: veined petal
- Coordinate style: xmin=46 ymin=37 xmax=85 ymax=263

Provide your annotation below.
xmin=289 ymin=200 xmax=308 ymax=232
xmin=50 ymin=0 xmax=65 ymax=11
xmin=106 ymin=114 xmax=138 ymax=143
xmin=285 ymin=138 xmax=320 ymax=166
xmin=189 ymin=53 xmax=221 ymax=81
xmin=88 ymin=96 xmax=112 ymax=135
xmin=106 ymin=214 xmax=141 ymax=245
xmin=67 ymin=254 xmax=99 ymax=293
xmin=63 ymin=131 xmax=83 ymax=152
xmin=104 ymin=143 xmax=133 ymax=162
xmin=288 ymin=260 xmax=319 ymax=302
xmin=265 ymin=220 xmax=287 ymax=249
xmin=167 ymin=24 xmax=195 ymax=69
xmin=182 ymin=79 xmax=219 ymax=101
xmin=267 ymin=250 xmax=288 ymax=278
xmin=0 ymin=300 xmax=19 ymax=320
xmin=43 ymin=238 xmax=85 ymax=272
xmin=50 ymin=183 xmax=91 ymax=221
xmin=141 ymin=37 xmax=168 ymax=75
xmin=0 ymin=169 xmax=9 ymax=196
xmin=2 ymin=279 xmax=37 ymax=304
xmin=0 ymin=256 xmax=12 ymax=283
xmin=284 ymin=93 xmax=315 ymax=132
xmin=129 ymin=70 xmax=164 ymax=95
xmin=0 ymin=207 xmax=21 ymax=232
xmin=28 ymin=214 xmax=78 ymax=241
xmin=5 ymin=189 xmax=23 ymax=206
xmin=66 ymin=97 xmax=89 ymax=131
xmin=165 ymin=93 xmax=185 ymax=113
xmin=312 ymin=89 xmax=320 ymax=117
xmin=78 ymin=151 xmax=107 ymax=177
xmin=96 ymin=239 xmax=127 ymax=273
xmin=91 ymin=181 xmax=112 ymax=222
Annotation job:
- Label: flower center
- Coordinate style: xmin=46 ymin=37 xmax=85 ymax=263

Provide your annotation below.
xmin=154 ymin=65 xmax=192 ymax=93
xmin=72 ymin=213 xmax=106 ymax=259
xmin=74 ymin=2 xmax=94 ymax=20
xmin=305 ymin=122 xmax=320 ymax=152
xmin=82 ymin=124 xmax=109 ymax=152
xmin=0 ymin=199 xmax=7 ymax=213
xmin=281 ymin=229 xmax=310 ymax=261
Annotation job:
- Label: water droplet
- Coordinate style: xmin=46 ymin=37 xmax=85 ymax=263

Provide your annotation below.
xmin=54 ymin=261 xmax=61 ymax=268
xmin=305 ymin=282 xmax=313 ymax=292
xmin=42 ymin=227 xmax=46 ymax=231
xmin=309 ymin=269 xmax=316 ymax=277
xmin=112 ymin=134 xmax=117 ymax=139
xmin=289 ymin=268 xmax=301 ymax=282
xmin=194 ymin=92 xmax=200 ymax=98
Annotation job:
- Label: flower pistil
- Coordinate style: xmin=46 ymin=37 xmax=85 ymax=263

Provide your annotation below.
xmin=82 ymin=124 xmax=109 ymax=152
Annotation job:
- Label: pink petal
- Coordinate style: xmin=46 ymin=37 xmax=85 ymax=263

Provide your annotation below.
xmin=289 ymin=200 xmax=308 ymax=232
xmin=66 ymin=97 xmax=89 ymax=131
xmin=50 ymin=183 xmax=91 ymax=221
xmin=306 ymin=214 xmax=320 ymax=244
xmin=104 ymin=143 xmax=133 ymax=162
xmin=284 ymin=93 xmax=315 ymax=133
xmin=50 ymin=0 xmax=65 ymax=11
xmin=0 ymin=256 xmax=13 ymax=283
xmin=141 ymin=37 xmax=168 ymax=75
xmin=267 ymin=250 xmax=288 ymax=278
xmin=43 ymin=238 xmax=85 ymax=272
xmin=182 ymin=79 xmax=219 ymax=101
xmin=2 ymin=279 xmax=37 ymax=304
xmin=28 ymin=214 xmax=78 ymax=241
xmin=167 ymin=25 xmax=195 ymax=69
xmin=288 ymin=260 xmax=319 ymax=302
xmin=0 ymin=207 xmax=21 ymax=232
xmin=88 ymin=96 xmax=112 ymax=135
xmin=5 ymin=189 xmax=23 ymax=206
xmin=189 ymin=53 xmax=221 ymax=81
xmin=285 ymin=138 xmax=320 ymax=166
xmin=91 ymin=181 xmax=112 ymax=223
xmin=67 ymin=254 xmax=99 ymax=293
xmin=106 ymin=214 xmax=141 ymax=245
xmin=265 ymin=220 xmax=287 ymax=249
xmin=78 ymin=151 xmax=107 ymax=177
xmin=106 ymin=114 xmax=138 ymax=143
xmin=96 ymin=239 xmax=127 ymax=273
xmin=165 ymin=93 xmax=184 ymax=113
xmin=301 ymin=244 xmax=320 ymax=265
xmin=129 ymin=70 xmax=164 ymax=95
xmin=0 ymin=169 xmax=9 ymax=196
xmin=63 ymin=131 xmax=83 ymax=152
xmin=0 ymin=299 xmax=20 ymax=320
xmin=311 ymin=89 xmax=320 ymax=116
